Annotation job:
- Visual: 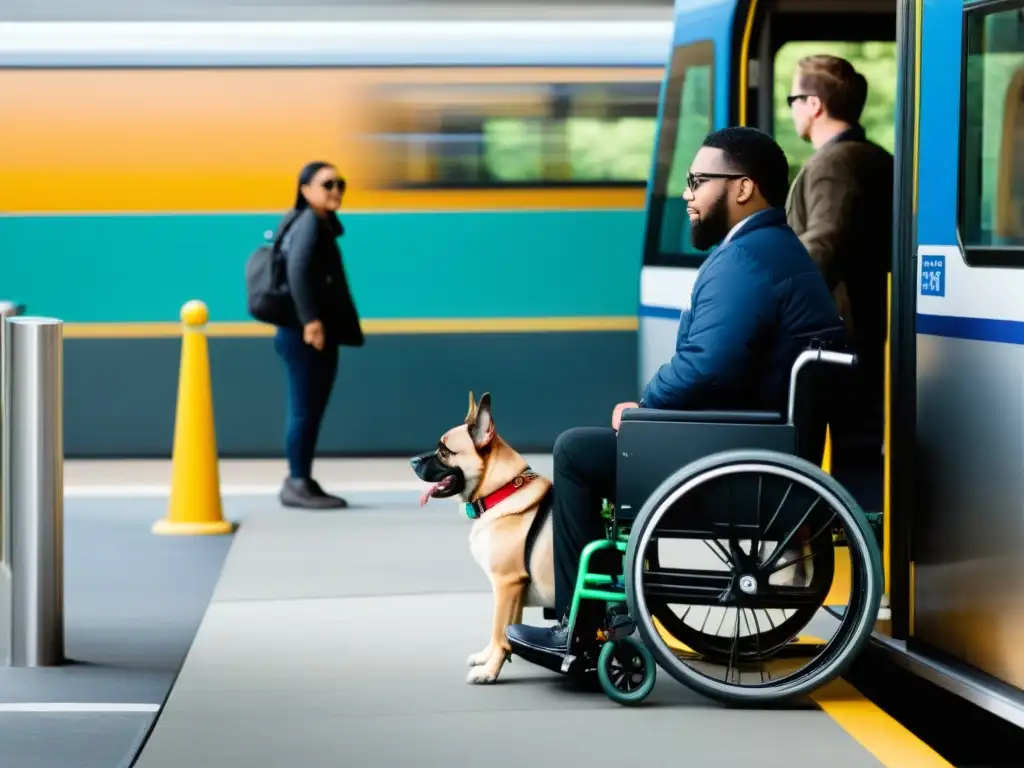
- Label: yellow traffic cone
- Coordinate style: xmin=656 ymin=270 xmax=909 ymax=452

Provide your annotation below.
xmin=153 ymin=300 xmax=235 ymax=536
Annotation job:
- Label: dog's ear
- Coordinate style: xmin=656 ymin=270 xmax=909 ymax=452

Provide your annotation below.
xmin=465 ymin=391 xmax=478 ymax=424
xmin=471 ymin=392 xmax=494 ymax=449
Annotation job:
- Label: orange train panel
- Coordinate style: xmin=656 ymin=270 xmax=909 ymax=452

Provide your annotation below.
xmin=0 ymin=66 xmax=661 ymax=214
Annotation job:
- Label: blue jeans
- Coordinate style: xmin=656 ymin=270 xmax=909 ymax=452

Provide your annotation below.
xmin=274 ymin=326 xmax=339 ymax=480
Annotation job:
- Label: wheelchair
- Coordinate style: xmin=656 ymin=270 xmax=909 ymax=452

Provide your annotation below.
xmin=555 ymin=341 xmax=884 ymax=707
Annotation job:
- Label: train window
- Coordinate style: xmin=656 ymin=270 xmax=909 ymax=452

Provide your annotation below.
xmin=642 ymin=39 xmax=715 ymax=268
xmin=773 ymin=40 xmax=898 ymax=185
xmin=374 ymin=81 xmax=659 ymax=188
xmin=960 ymin=5 xmax=1024 ymax=265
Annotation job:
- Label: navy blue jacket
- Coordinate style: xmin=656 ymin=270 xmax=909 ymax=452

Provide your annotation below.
xmin=640 ymin=207 xmax=846 ymax=413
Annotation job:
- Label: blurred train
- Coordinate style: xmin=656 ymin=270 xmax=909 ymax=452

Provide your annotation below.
xmin=0 ymin=20 xmax=672 ymax=457
xmin=642 ymin=0 xmax=1024 ymax=728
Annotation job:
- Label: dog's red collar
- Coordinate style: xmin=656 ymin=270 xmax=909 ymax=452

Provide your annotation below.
xmin=463 ymin=469 xmax=538 ymax=520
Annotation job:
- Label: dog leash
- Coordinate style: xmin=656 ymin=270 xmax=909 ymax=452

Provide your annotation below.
xmin=461 ymin=469 xmax=539 ymax=520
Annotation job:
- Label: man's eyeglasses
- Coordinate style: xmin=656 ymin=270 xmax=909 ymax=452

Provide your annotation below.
xmin=786 ymin=93 xmax=812 ymax=107
xmin=687 ymin=171 xmax=747 ymax=192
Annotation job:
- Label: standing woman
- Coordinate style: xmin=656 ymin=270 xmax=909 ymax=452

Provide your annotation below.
xmin=275 ymin=161 xmax=364 ymax=509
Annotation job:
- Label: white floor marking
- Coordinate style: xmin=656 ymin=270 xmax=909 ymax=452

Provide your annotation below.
xmin=0 ymin=702 xmax=160 ymax=713
xmin=63 ymin=482 xmax=424 ymax=498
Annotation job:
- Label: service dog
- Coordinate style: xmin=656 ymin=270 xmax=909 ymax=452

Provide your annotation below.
xmin=410 ymin=392 xmax=816 ymax=686
xmin=410 ymin=391 xmax=555 ymax=685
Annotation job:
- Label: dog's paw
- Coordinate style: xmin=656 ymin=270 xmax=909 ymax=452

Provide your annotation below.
xmin=467 ymin=649 xmax=491 ymax=667
xmin=466 ymin=665 xmax=500 ymax=685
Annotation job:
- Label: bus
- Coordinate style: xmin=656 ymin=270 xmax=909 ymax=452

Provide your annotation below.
xmin=638 ymin=0 xmax=1024 ymax=726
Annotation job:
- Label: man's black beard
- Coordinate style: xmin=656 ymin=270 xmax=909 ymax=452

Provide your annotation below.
xmin=690 ymin=195 xmax=730 ymax=252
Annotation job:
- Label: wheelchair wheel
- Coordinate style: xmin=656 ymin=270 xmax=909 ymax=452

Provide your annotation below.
xmin=624 ymin=449 xmax=883 ymax=707
xmin=597 ymin=636 xmax=657 ymax=706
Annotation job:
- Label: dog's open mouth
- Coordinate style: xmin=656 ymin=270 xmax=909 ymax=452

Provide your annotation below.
xmin=419 ymin=474 xmax=457 ymax=507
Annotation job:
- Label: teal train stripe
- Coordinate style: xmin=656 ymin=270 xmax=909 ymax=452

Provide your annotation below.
xmin=0 ymin=210 xmax=644 ymax=323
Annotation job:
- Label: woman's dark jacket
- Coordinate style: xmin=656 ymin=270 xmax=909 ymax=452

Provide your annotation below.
xmin=279 ymin=207 xmax=364 ymax=348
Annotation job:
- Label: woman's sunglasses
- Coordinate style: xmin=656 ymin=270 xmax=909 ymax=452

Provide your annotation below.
xmin=321 ymin=179 xmax=345 ymax=192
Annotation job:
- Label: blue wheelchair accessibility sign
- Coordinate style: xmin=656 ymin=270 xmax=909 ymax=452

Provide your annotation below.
xmin=921 ymin=255 xmax=945 ymax=297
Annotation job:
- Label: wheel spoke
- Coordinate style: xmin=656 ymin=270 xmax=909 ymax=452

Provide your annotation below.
xmin=760 ymin=497 xmax=822 ymax=573
xmin=746 ymin=608 xmax=771 ymax=682
xmin=806 ymin=511 xmax=839 ymax=545
xmin=713 ymin=606 xmax=729 ymax=636
xmin=726 ymin=606 xmax=741 ymax=684
xmin=704 ymin=539 xmax=733 ymax=567
xmin=761 ymin=480 xmax=794 ymax=538
xmin=764 ymin=545 xmax=818 ymax=577
xmin=750 ymin=475 xmax=764 ymax=556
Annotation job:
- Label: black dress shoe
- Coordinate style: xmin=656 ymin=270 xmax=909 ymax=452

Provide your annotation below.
xmin=279 ymin=478 xmax=347 ymax=509
xmin=505 ymin=617 xmax=569 ymax=672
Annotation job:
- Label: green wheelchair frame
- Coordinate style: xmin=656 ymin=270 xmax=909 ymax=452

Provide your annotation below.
xmin=561 ymin=499 xmax=658 ymax=705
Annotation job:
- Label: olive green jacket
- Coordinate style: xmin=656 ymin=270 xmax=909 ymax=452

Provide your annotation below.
xmin=785 ymin=132 xmax=893 ymax=371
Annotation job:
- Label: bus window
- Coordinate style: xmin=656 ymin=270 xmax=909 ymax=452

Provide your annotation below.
xmin=375 ymin=80 xmax=660 ymax=188
xmin=642 ymin=39 xmax=714 ymax=267
xmin=961 ymin=5 xmax=1024 ymax=256
xmin=773 ymin=41 xmax=897 ymax=185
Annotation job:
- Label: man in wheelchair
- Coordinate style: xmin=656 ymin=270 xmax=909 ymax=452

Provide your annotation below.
xmin=505 ymin=126 xmax=849 ymax=670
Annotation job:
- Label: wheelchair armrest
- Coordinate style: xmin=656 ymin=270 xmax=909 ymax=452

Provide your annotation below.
xmin=615 ymin=409 xmax=795 ymax=522
xmin=620 ymin=408 xmax=784 ymax=425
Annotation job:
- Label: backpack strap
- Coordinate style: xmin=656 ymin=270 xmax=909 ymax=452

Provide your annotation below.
xmin=266 ymin=209 xmax=302 ymax=255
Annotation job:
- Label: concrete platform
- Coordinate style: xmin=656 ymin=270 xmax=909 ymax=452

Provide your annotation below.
xmin=130 ymin=492 xmax=950 ymax=768
xmin=0 ymin=496 xmax=232 ymax=768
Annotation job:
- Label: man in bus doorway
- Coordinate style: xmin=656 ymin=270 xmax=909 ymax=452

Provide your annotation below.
xmin=785 ymin=54 xmax=893 ymax=483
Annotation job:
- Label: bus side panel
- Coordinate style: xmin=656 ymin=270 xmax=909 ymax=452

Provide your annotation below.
xmin=913 ymin=0 xmax=1024 ymax=692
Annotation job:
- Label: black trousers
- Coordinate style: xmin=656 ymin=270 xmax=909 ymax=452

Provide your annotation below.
xmin=552 ymin=426 xmax=619 ymax=619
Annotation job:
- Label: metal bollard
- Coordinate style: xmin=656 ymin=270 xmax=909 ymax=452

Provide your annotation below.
xmin=0 ymin=303 xmax=24 ymax=382
xmin=1 ymin=316 xmax=65 ymax=667
xmin=0 ymin=301 xmax=24 ymax=665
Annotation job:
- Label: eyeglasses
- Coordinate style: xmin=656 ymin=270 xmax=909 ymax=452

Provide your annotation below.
xmin=686 ymin=171 xmax=747 ymax=191
xmin=321 ymin=179 xmax=345 ymax=192
xmin=786 ymin=93 xmax=812 ymax=107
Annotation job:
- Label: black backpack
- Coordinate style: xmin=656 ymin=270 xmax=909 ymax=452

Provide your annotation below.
xmin=245 ymin=213 xmax=298 ymax=327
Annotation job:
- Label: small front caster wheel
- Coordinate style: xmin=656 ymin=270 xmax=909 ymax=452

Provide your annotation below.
xmin=597 ymin=636 xmax=656 ymax=705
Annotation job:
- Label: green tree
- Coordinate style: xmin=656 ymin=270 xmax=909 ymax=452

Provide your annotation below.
xmin=773 ymin=41 xmax=898 ymax=184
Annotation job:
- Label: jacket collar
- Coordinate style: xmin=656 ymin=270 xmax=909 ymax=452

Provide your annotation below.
xmin=827 ymin=124 xmax=866 ymax=146
xmin=698 ymin=208 xmax=784 ymax=278
xmin=723 ymin=206 xmax=786 ymax=245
